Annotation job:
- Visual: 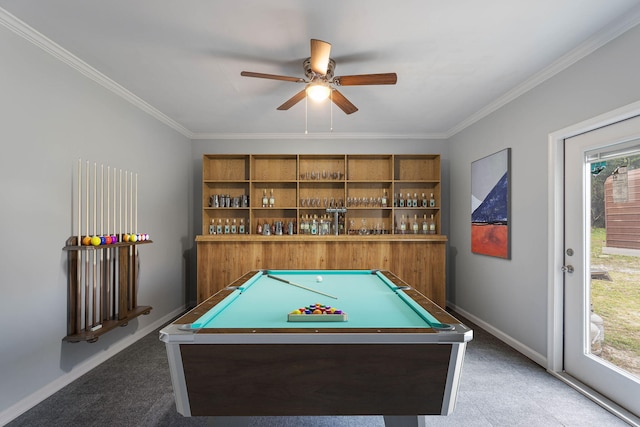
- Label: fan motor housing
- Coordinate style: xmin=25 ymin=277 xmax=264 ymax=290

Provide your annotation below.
xmin=303 ymin=57 xmax=335 ymax=81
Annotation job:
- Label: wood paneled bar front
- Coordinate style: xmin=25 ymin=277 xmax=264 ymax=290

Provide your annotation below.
xmin=196 ymin=234 xmax=447 ymax=307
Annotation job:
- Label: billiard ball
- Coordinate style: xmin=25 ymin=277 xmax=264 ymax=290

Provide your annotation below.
xmin=82 ymin=236 xmax=92 ymax=246
xmin=316 ymin=275 xmax=323 ymax=282
xmin=90 ymin=236 xmax=101 ymax=246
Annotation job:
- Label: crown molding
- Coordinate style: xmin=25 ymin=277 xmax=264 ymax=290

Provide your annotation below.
xmin=445 ymin=4 xmax=640 ymax=138
xmin=190 ymin=131 xmax=448 ymax=140
xmin=0 ymin=7 xmax=194 ymax=139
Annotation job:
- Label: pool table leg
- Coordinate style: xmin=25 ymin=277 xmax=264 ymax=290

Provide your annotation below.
xmin=441 ymin=343 xmax=467 ymax=415
xmin=383 ymin=415 xmax=426 ymax=426
xmin=164 ymin=343 xmax=191 ymax=416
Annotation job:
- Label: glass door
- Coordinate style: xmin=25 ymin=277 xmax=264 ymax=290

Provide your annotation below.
xmin=564 ymin=115 xmax=640 ymax=418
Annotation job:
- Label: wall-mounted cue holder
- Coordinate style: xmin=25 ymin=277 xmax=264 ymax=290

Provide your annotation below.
xmin=62 ymin=159 xmax=152 ymax=343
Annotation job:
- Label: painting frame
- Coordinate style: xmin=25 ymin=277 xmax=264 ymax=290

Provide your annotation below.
xmin=471 ymin=148 xmax=511 ymax=259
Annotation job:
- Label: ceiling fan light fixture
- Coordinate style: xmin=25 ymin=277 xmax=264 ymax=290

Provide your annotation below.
xmin=306 ymin=83 xmax=331 ymax=102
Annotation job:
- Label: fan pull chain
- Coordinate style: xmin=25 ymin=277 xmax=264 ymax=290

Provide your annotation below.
xmin=305 ymin=94 xmax=308 ymax=134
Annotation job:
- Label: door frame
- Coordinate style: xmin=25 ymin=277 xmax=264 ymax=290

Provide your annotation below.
xmin=547 ymin=100 xmax=640 ymax=425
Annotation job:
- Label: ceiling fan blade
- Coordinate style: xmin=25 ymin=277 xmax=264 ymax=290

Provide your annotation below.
xmin=310 ymin=39 xmax=332 ymax=75
xmin=277 ymin=89 xmax=307 ymax=111
xmin=241 ymin=71 xmax=304 ymax=83
xmin=333 ymin=73 xmax=397 ymax=86
xmin=331 ymin=89 xmax=358 ymax=115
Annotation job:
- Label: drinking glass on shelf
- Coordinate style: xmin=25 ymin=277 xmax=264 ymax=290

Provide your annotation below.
xmin=322 ymin=170 xmax=327 ymax=180
xmin=359 ymin=219 xmax=369 ymax=235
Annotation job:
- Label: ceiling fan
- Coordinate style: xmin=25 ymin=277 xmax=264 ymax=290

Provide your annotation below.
xmin=240 ymin=39 xmax=397 ymax=114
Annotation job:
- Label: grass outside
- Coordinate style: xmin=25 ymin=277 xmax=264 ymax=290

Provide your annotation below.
xmin=590 ymin=228 xmax=640 ymax=377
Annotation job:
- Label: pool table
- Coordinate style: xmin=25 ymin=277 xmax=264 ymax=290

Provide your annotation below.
xmin=160 ymin=270 xmax=473 ymax=426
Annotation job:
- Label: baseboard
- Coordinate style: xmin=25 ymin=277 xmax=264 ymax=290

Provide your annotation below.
xmin=0 ymin=306 xmax=186 ymax=426
xmin=447 ymin=302 xmax=548 ymax=367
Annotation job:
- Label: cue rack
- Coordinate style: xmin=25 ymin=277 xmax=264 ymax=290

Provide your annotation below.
xmin=62 ymin=160 xmax=152 ymax=343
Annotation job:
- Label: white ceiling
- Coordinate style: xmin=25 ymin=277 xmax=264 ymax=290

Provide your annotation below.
xmin=1 ymin=0 xmax=640 ymax=139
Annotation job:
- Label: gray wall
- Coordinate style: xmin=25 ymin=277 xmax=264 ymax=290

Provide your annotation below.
xmin=0 ymin=24 xmax=192 ymax=418
xmin=448 ymin=24 xmax=640 ymax=364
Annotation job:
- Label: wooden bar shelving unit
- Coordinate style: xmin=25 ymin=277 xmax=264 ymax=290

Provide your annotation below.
xmin=198 ymin=154 xmax=446 ymax=306
xmin=62 ymin=237 xmax=152 ymax=343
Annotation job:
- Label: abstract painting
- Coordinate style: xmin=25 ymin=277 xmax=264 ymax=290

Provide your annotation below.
xmin=471 ymin=148 xmax=511 ymax=259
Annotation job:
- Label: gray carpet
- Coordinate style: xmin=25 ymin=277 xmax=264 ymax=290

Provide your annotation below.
xmin=6 ymin=313 xmax=629 ymax=427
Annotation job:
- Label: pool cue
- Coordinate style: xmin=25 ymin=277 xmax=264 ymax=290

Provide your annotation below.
xmin=85 ymin=161 xmax=90 ymax=331
xmin=92 ymin=162 xmax=97 ymax=328
xmin=115 ymin=169 xmax=122 ymax=318
xmin=105 ymin=165 xmax=110 ymax=321
xmin=133 ymin=173 xmax=138 ymax=309
xmin=98 ymin=164 xmax=104 ymax=325
xmin=129 ymin=171 xmax=133 ymax=311
xmin=112 ymin=167 xmax=117 ymax=318
xmin=77 ymin=159 xmax=82 ymax=334
xmin=266 ymin=274 xmax=338 ymax=299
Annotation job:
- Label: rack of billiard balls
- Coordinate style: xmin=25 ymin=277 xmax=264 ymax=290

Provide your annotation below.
xmin=287 ymin=304 xmax=348 ymax=322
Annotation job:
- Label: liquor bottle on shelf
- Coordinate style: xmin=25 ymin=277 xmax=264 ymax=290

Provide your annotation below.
xmin=399 ymin=214 xmax=407 ymax=234
xmin=412 ymin=214 xmax=419 ymax=234
xmin=429 ymin=193 xmax=436 ymax=207
xmin=398 ymin=193 xmax=405 ymax=207
xmin=231 ymin=218 xmax=237 ymax=234
xmin=381 ymin=190 xmax=388 ymax=207
xmin=406 ymin=193 xmax=411 ymax=208
xmin=224 ymin=219 xmax=230 ymax=234
xmin=393 ymin=193 xmax=397 ymax=207
xmin=299 ymin=215 xmax=306 ymax=234
xmin=239 ymin=218 xmax=245 ymax=234
xmin=422 ymin=214 xmax=429 ymax=234
xmin=216 ymin=218 xmax=223 ymax=235
xmin=269 ymin=189 xmax=275 ymax=207
xmin=413 ymin=193 xmax=418 ymax=208
xmin=262 ymin=189 xmax=268 ymax=208
xmin=310 ymin=215 xmax=318 ymax=235
xmin=209 ymin=219 xmax=215 ymax=235
xmin=256 ymin=223 xmax=262 ymax=234
xmin=421 ymin=193 xmax=427 ymax=208
xmin=429 ymin=214 xmax=437 ymax=234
